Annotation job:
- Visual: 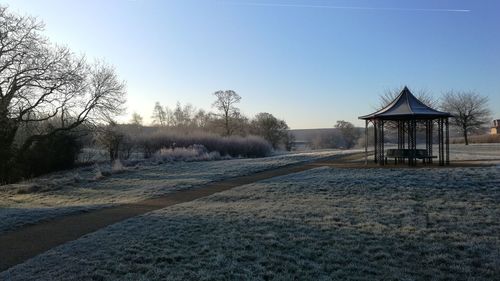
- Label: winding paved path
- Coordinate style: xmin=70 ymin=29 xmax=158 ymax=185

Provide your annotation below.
xmin=0 ymin=153 xmax=364 ymax=272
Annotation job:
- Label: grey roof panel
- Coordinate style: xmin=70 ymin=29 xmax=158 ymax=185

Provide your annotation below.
xmin=359 ymin=87 xmax=451 ymax=120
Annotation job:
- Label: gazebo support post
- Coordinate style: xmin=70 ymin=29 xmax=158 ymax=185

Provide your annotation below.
xmin=377 ymin=120 xmax=385 ymax=166
xmin=402 ymin=120 xmax=407 ymax=163
xmin=445 ymin=118 xmax=450 ymax=165
xmin=437 ymin=119 xmax=441 ymax=165
xmin=438 ymin=118 xmax=444 ymax=166
xmin=409 ymin=119 xmax=417 ymax=166
xmin=364 ymin=120 xmax=368 ymax=165
xmin=407 ymin=120 xmax=411 ymax=165
xmin=397 ymin=120 xmax=405 ymax=164
xmin=426 ymin=120 xmax=433 ymax=164
xmin=373 ymin=120 xmax=378 ymax=164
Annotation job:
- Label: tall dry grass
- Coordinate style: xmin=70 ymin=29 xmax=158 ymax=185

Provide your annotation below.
xmin=450 ymin=134 xmax=500 ymax=144
xmin=131 ymin=129 xmax=272 ymax=158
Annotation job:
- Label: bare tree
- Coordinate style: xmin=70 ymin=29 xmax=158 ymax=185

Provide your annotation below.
xmin=97 ymin=121 xmax=125 ymax=161
xmin=17 ymin=60 xmax=126 ymax=151
xmin=441 ymin=91 xmax=491 ymax=145
xmin=192 ymin=109 xmax=212 ymax=128
xmin=130 ymin=112 xmax=143 ymax=126
xmin=167 ymin=102 xmax=194 ymax=128
xmin=334 ymin=120 xmax=360 ymax=149
xmin=284 ymin=131 xmax=296 ymax=151
xmin=151 ymin=101 xmax=167 ymax=126
xmin=212 ymin=90 xmax=241 ymax=136
xmin=0 ymin=6 xmax=126 ymax=183
xmin=251 ymin=112 xmax=289 ymax=149
xmin=230 ymin=111 xmax=250 ymax=136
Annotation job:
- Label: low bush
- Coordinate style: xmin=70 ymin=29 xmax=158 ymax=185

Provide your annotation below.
xmin=16 ymin=132 xmax=82 ymax=179
xmin=111 ymin=159 xmax=126 ymax=173
xmin=153 ymin=144 xmax=227 ymax=162
xmin=133 ymin=130 xmax=272 ymax=158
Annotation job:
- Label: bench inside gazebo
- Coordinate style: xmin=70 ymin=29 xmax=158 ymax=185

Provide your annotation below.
xmin=359 ymin=87 xmax=452 ymax=166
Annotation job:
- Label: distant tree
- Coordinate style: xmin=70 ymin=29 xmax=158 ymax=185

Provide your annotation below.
xmin=284 ymin=132 xmax=296 ymax=151
xmin=212 ymin=90 xmax=241 ymax=136
xmin=229 ymin=111 xmax=250 ymax=136
xmin=182 ymin=103 xmax=195 ymax=127
xmin=379 ymin=87 xmax=438 ymax=109
xmin=441 ymin=91 xmax=491 ymax=145
xmin=98 ymin=121 xmax=125 ymax=161
xmin=151 ymin=102 xmax=168 ymax=126
xmin=130 ymin=112 xmax=143 ymax=126
xmin=170 ymin=102 xmax=194 ymax=127
xmin=192 ymin=109 xmax=209 ymax=128
xmin=0 ymin=6 xmax=126 ymax=183
xmin=251 ymin=113 xmax=289 ymax=149
xmin=171 ymin=102 xmax=182 ymax=127
xmin=335 ymin=120 xmax=360 ymax=149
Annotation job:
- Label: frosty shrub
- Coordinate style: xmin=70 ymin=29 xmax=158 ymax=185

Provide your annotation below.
xmin=111 ymin=159 xmax=126 ymax=173
xmin=15 ymin=132 xmax=82 ymax=181
xmin=93 ymin=164 xmax=110 ymax=180
xmin=153 ymin=144 xmax=227 ymax=162
xmin=134 ymin=130 xmax=272 ymax=158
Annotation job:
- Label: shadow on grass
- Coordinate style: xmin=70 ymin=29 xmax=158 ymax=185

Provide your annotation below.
xmin=3 ymin=211 xmax=499 ymax=281
xmin=0 ymin=204 xmax=110 ymax=235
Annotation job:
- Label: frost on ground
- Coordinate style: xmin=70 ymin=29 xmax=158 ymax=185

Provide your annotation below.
xmin=364 ymin=143 xmax=500 ymax=163
xmin=448 ymin=143 xmax=500 ymax=161
xmin=0 ymin=150 xmax=347 ymax=234
xmin=3 ymin=166 xmax=500 ymax=280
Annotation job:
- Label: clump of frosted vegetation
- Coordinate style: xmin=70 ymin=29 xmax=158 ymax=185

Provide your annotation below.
xmin=153 ymin=144 xmax=230 ymax=162
xmin=111 ymin=159 xmax=126 ymax=173
xmin=135 ymin=130 xmax=272 ymax=159
xmin=92 ymin=164 xmax=110 ymax=180
xmin=78 ymin=131 xmax=273 ymax=165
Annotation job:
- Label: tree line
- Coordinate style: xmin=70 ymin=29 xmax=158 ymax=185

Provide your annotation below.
xmin=131 ymin=90 xmax=293 ymax=150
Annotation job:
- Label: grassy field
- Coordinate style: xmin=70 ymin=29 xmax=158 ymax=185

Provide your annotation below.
xmin=0 ymin=150 xmax=346 ymax=234
xmin=3 ymin=164 xmax=499 ymax=280
xmin=448 ymin=143 xmax=500 ymax=161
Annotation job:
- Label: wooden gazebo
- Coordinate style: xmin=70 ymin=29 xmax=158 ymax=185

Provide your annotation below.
xmin=359 ymin=87 xmax=452 ymax=166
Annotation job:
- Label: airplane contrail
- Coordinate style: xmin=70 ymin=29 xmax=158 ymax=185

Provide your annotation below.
xmin=225 ymin=2 xmax=471 ymax=13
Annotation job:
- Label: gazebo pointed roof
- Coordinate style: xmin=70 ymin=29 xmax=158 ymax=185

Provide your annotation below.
xmin=359 ymin=86 xmax=451 ymax=120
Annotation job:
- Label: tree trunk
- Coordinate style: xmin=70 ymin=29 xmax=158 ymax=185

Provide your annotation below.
xmin=0 ymin=116 xmax=19 ymax=184
xmin=224 ymin=111 xmax=230 ymax=136
xmin=463 ymin=127 xmax=469 ymax=145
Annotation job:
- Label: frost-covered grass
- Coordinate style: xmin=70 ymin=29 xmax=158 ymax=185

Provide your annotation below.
xmin=3 ymin=165 xmax=500 ymax=280
xmin=366 ymin=143 xmax=500 ymax=163
xmin=448 ymin=143 xmax=500 ymax=161
xmin=0 ymin=150 xmax=346 ymax=234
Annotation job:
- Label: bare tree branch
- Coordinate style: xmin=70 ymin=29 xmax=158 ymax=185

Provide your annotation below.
xmin=212 ymin=90 xmax=241 ymax=136
xmin=441 ymin=91 xmax=491 ymax=145
xmin=0 ymin=6 xmax=126 ymax=183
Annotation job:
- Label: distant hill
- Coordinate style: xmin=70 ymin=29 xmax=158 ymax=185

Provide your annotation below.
xmin=289 ymin=128 xmax=341 ymax=142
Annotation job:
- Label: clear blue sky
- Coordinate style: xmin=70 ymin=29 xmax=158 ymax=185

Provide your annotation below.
xmin=5 ymin=0 xmax=500 ymax=128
